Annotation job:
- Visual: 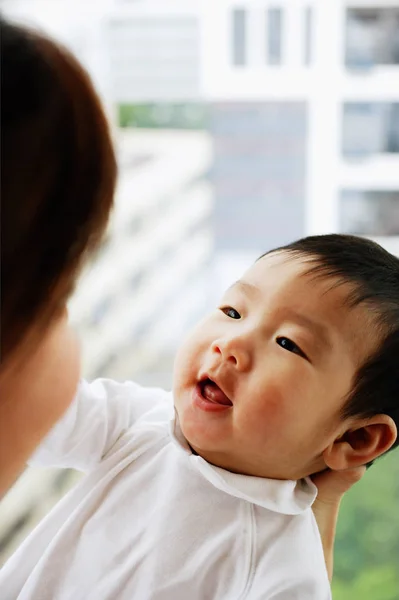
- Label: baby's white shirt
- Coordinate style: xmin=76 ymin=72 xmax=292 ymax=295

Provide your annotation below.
xmin=0 ymin=379 xmax=331 ymax=599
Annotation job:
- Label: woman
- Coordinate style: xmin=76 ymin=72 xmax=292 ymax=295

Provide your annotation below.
xmin=0 ymin=16 xmax=362 ymax=583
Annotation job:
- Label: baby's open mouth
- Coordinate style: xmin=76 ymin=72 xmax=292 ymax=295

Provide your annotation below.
xmin=199 ymin=378 xmax=233 ymax=406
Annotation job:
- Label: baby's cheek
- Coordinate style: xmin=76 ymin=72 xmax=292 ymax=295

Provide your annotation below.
xmin=175 ymin=330 xmax=209 ymax=383
xmin=243 ymin=388 xmax=287 ymax=433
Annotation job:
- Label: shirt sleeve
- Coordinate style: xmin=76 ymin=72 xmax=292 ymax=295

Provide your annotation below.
xmin=252 ymin=571 xmax=331 ymax=600
xmin=28 ymin=378 xmax=170 ymax=473
xmin=266 ymin=582 xmax=332 ymax=600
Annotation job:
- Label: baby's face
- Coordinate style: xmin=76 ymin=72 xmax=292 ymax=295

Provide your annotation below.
xmin=173 ymin=251 xmax=377 ymax=480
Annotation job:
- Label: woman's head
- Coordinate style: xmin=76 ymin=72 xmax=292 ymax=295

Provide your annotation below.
xmin=0 ymin=18 xmax=116 ymax=494
xmin=2 ymin=17 xmax=116 ymax=359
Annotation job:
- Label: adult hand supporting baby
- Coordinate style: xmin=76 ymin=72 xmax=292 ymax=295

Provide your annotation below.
xmin=311 ymin=466 xmax=366 ymax=582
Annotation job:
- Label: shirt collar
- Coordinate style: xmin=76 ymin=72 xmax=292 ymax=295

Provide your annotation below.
xmin=169 ymin=406 xmax=317 ymax=516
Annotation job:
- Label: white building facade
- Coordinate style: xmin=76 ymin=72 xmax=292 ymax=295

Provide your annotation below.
xmin=100 ymin=0 xmax=399 ymax=291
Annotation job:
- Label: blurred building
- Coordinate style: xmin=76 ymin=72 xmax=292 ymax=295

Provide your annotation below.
xmin=97 ymin=0 xmax=399 ymax=293
xmin=201 ymin=1 xmax=399 ymax=291
xmin=4 ymin=0 xmax=399 ymax=289
xmin=69 ymin=129 xmax=212 ymax=387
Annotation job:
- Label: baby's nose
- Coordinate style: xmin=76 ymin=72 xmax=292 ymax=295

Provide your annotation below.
xmin=211 ymin=337 xmax=251 ymax=371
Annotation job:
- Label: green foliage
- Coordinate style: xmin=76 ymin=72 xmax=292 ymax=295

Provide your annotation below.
xmin=332 ymin=449 xmax=399 ymax=599
xmin=332 ymin=565 xmax=399 ymax=600
xmin=118 ymin=103 xmax=207 ymax=130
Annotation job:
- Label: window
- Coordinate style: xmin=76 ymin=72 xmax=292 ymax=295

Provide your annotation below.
xmin=345 ymin=8 xmax=399 ymax=68
xmin=210 ymin=102 xmax=307 ymax=252
xmin=340 ymin=190 xmax=399 ymax=236
xmin=107 ymin=16 xmax=200 ymax=99
xmin=303 ymin=7 xmax=312 ymax=66
xmin=232 ymin=9 xmax=247 ymax=66
xmin=267 ymin=8 xmax=283 ymax=65
xmin=342 ymin=103 xmax=399 ymax=157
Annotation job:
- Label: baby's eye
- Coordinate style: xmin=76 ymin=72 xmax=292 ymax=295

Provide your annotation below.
xmin=276 ymin=337 xmax=307 ymax=359
xmin=221 ymin=306 xmax=241 ymax=320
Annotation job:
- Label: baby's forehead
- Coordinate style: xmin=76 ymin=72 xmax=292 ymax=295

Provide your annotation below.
xmin=230 ymin=252 xmax=380 ymax=355
xmin=241 ymin=251 xmax=346 ymax=293
xmin=251 ymin=251 xmax=367 ymax=295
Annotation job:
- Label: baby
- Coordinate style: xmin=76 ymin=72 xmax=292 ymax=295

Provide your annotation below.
xmin=1 ymin=234 xmax=398 ymax=600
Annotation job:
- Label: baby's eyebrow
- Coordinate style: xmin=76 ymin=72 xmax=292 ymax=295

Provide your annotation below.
xmin=228 ymin=280 xmax=261 ymax=299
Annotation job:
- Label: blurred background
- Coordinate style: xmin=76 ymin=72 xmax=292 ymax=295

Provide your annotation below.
xmin=1 ymin=0 xmax=399 ymax=597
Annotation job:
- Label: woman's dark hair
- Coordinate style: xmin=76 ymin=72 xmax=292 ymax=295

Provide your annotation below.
xmin=1 ymin=18 xmax=117 ymax=360
xmin=262 ymin=234 xmax=399 ymax=455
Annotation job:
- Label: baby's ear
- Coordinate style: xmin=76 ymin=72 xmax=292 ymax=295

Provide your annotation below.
xmin=323 ymin=415 xmax=397 ymax=471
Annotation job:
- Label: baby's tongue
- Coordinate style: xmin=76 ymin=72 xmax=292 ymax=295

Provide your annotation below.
xmin=202 ymin=381 xmax=232 ymax=406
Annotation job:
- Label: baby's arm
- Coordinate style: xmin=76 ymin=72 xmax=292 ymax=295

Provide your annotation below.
xmin=28 ymin=378 xmax=168 ymax=472
xmin=311 ymin=466 xmax=366 ymax=581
